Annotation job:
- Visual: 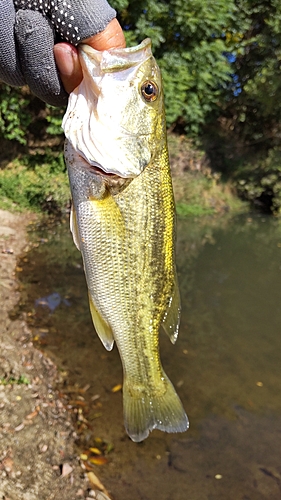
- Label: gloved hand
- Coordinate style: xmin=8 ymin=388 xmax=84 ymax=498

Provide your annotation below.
xmin=0 ymin=0 xmax=117 ymax=106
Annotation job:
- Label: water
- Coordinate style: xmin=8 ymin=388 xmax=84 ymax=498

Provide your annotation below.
xmin=17 ymin=214 xmax=281 ymax=499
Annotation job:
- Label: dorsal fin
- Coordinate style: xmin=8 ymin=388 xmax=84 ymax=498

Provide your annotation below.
xmin=88 ymin=293 xmax=114 ymax=351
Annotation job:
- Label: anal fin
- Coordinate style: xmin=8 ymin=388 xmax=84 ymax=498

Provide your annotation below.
xmin=88 ymin=293 xmax=114 ymax=351
xmin=162 ymin=278 xmax=181 ymax=344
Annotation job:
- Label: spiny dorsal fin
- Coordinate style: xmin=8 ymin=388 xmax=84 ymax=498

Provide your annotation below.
xmin=88 ymin=293 xmax=114 ymax=351
xmin=162 ymin=278 xmax=181 ymax=344
xmin=70 ymin=204 xmax=81 ymax=251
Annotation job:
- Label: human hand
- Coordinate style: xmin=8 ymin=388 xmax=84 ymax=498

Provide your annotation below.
xmin=0 ymin=0 xmax=125 ymax=106
xmin=54 ymin=18 xmax=126 ymax=94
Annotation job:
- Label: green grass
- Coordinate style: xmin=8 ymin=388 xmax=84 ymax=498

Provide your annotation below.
xmin=176 ymin=202 xmax=214 ymax=217
xmin=0 ymin=154 xmax=70 ymax=213
xmin=0 ymin=374 xmax=30 ymax=385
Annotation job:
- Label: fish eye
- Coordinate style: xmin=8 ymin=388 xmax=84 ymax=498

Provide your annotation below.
xmin=141 ymin=80 xmax=158 ymax=102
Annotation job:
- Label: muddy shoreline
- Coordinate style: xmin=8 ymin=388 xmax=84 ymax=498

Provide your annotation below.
xmin=0 ymin=209 xmax=109 ymax=500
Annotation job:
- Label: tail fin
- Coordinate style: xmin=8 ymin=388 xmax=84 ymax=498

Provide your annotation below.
xmin=122 ymin=373 xmax=189 ymax=442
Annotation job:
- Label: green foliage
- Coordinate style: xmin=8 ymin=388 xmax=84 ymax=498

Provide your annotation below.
xmin=112 ymin=0 xmax=236 ymax=133
xmin=218 ymin=0 xmax=281 ymax=143
xmin=203 ymin=0 xmax=281 ymax=213
xmin=236 ymin=148 xmax=281 ymax=214
xmin=0 ymin=153 xmax=69 ymax=212
xmin=0 ymin=85 xmax=32 ymax=145
xmin=169 ymin=133 xmax=246 ymax=215
xmin=45 ymin=104 xmax=64 ymax=136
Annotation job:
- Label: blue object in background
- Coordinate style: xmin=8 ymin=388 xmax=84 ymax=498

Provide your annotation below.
xmin=35 ymin=292 xmax=70 ymax=312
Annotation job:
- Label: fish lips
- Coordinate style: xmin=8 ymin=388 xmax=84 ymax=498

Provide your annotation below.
xmin=77 ymin=149 xmax=151 ymax=179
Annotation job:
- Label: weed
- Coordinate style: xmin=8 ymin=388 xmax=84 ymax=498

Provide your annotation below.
xmin=0 ymin=374 xmax=30 ymax=385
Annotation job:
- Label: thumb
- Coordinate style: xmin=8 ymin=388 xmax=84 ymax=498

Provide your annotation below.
xmin=84 ymin=18 xmax=126 ymax=51
xmin=54 ymin=19 xmax=126 ymax=93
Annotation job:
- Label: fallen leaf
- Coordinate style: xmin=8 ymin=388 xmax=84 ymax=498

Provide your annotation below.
xmin=88 ymin=456 xmax=108 ymax=465
xmin=69 ymin=400 xmax=87 ymax=406
xmin=82 ymin=462 xmax=95 ymax=471
xmin=14 ymin=423 xmax=25 ymax=432
xmin=61 ymin=463 xmax=73 ymax=477
xmin=26 ymin=409 xmax=39 ymax=420
xmin=105 ymin=442 xmax=114 ymax=454
xmin=89 ymin=447 xmax=102 ymax=455
xmin=87 ymin=471 xmax=109 ymax=495
xmin=111 ymin=384 xmax=122 ymax=393
xmin=91 ymin=394 xmax=100 ymax=402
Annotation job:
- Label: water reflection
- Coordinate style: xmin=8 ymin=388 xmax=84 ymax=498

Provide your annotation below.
xmin=17 ymin=214 xmax=281 ymax=500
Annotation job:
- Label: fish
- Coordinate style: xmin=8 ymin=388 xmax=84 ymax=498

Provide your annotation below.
xmin=62 ymin=38 xmax=189 ymax=442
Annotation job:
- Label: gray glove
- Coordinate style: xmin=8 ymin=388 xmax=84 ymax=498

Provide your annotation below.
xmin=0 ymin=0 xmax=116 ymax=105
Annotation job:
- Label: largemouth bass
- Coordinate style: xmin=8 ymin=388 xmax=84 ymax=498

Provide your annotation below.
xmin=62 ymin=38 xmax=188 ymax=442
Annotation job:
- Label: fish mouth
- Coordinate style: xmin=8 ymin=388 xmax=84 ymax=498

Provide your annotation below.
xmin=78 ymin=154 xmax=132 ymax=193
xmin=86 ymin=161 xmax=119 ymax=178
xmin=80 ymin=155 xmax=123 ymax=179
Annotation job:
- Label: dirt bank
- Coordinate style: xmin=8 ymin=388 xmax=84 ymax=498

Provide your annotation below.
xmin=0 ymin=210 xmax=109 ymax=500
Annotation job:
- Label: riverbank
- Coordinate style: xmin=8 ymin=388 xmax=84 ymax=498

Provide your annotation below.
xmin=0 ymin=133 xmax=247 ymax=217
xmin=0 ymin=209 xmax=109 ymax=500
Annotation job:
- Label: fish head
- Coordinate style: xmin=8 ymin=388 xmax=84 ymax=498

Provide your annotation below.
xmin=62 ymin=39 xmax=165 ymax=178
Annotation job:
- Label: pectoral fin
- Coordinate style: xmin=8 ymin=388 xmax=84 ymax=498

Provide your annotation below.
xmin=70 ymin=204 xmax=81 ymax=251
xmin=88 ymin=293 xmax=114 ymax=351
xmin=162 ymin=278 xmax=181 ymax=344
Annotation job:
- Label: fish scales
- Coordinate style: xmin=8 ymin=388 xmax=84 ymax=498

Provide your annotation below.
xmin=63 ymin=39 xmax=188 ymax=442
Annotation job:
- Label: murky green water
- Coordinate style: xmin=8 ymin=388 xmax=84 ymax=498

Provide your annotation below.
xmin=17 ymin=214 xmax=281 ymax=499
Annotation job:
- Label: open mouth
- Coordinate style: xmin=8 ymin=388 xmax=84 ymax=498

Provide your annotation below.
xmin=80 ymin=155 xmax=120 ymax=179
xmin=78 ymin=154 xmax=132 ymax=193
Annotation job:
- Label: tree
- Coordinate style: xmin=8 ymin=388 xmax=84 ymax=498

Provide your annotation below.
xmin=112 ymin=0 xmax=236 ymax=133
xmin=205 ymin=0 xmax=281 ymax=212
xmin=218 ymin=0 xmax=281 ymax=146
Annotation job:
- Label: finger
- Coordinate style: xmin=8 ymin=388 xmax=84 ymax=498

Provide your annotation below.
xmin=84 ymin=18 xmax=126 ymax=51
xmin=15 ymin=9 xmax=68 ymax=106
xmin=54 ymin=19 xmax=126 ymax=94
xmin=0 ymin=0 xmax=24 ymax=85
xmin=53 ymin=44 xmax=83 ymax=94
